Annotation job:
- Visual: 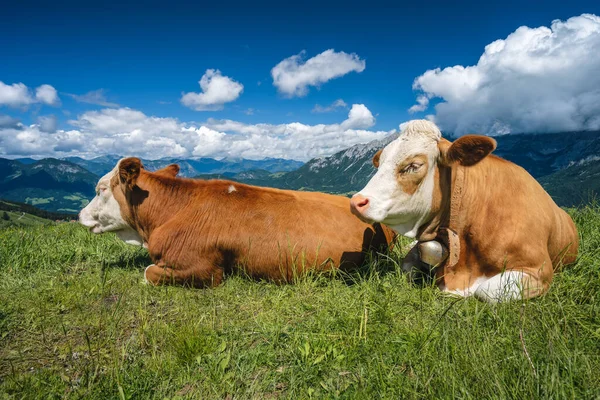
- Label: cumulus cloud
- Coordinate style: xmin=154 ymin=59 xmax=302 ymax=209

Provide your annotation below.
xmin=35 ymin=84 xmax=60 ymax=106
xmin=181 ymin=69 xmax=244 ymax=111
xmin=37 ymin=115 xmax=58 ymax=133
xmin=312 ymin=99 xmax=348 ymax=113
xmin=271 ymin=50 xmax=366 ymax=97
xmin=66 ymin=89 xmax=119 ymax=107
xmin=410 ymin=13 xmax=600 ymax=135
xmin=0 ymin=82 xmax=33 ymax=107
xmin=0 ymin=81 xmax=60 ymax=108
xmin=0 ymin=114 xmax=21 ymax=129
xmin=0 ymin=105 xmax=391 ymax=161
xmin=408 ymin=95 xmax=429 ymax=114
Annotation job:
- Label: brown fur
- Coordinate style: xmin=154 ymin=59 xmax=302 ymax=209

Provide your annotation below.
xmin=395 ymin=155 xmax=429 ymax=195
xmin=418 ymin=136 xmax=578 ymax=298
xmin=112 ymin=158 xmax=395 ymax=287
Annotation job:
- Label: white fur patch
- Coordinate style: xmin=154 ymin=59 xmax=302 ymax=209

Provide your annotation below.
xmin=440 ymin=276 xmax=488 ymax=298
xmin=143 ymin=264 xmax=155 ymax=285
xmin=228 ymin=185 xmax=237 ymax=193
xmin=440 ymin=271 xmax=530 ymax=303
xmin=474 ymin=271 xmax=528 ymax=303
xmin=115 ymin=227 xmax=144 ymax=246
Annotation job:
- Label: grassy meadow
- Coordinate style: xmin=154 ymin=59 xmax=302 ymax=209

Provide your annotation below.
xmin=1 ymin=206 xmax=599 ymax=399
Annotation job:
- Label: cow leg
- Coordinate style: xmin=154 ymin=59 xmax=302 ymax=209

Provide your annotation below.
xmin=144 ymin=263 xmax=224 ymax=288
xmin=473 ymin=271 xmax=547 ymax=303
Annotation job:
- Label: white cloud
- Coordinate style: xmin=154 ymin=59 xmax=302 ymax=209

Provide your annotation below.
xmin=312 ymin=99 xmax=348 ymax=113
xmin=35 ymin=84 xmax=60 ymax=106
xmin=0 ymin=105 xmax=391 ymax=161
xmin=340 ymin=104 xmax=376 ymax=129
xmin=37 ymin=115 xmax=58 ymax=133
xmin=0 ymin=82 xmax=33 ymax=107
xmin=66 ymin=89 xmax=119 ymax=107
xmin=408 ymin=95 xmax=429 ymax=114
xmin=271 ymin=49 xmax=366 ymax=97
xmin=410 ymin=13 xmax=600 ymax=135
xmin=0 ymin=115 xmax=20 ymax=129
xmin=0 ymin=81 xmax=60 ymax=108
xmin=180 ymin=69 xmax=244 ymax=111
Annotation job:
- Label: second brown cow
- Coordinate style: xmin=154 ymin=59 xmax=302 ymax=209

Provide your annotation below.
xmin=79 ymin=157 xmax=395 ymax=287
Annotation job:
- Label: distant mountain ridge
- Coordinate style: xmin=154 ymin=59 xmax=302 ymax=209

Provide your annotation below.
xmin=539 ymin=156 xmax=600 ymax=207
xmin=492 ymin=130 xmax=600 ymax=178
xmin=63 ymin=155 xmax=304 ymax=177
xmin=197 ymin=130 xmax=600 ymax=205
xmin=0 ymin=158 xmax=98 ymax=213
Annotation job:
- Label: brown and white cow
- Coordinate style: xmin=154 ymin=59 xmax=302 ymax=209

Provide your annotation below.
xmin=350 ymin=120 xmax=578 ymax=303
xmin=79 ymin=158 xmax=395 ymax=287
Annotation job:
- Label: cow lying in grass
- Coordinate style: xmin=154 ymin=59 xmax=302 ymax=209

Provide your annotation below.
xmin=350 ymin=120 xmax=578 ymax=303
xmin=79 ymin=158 xmax=395 ymax=287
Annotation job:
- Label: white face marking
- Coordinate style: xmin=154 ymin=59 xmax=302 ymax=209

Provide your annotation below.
xmin=79 ymin=161 xmax=140 ymax=245
xmin=228 ymin=185 xmax=237 ymax=193
xmin=354 ymin=121 xmax=441 ymax=237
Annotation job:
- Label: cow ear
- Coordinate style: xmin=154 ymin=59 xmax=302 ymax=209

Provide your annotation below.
xmin=154 ymin=164 xmax=180 ymax=177
xmin=441 ymin=135 xmax=496 ymax=166
xmin=118 ymin=157 xmax=142 ymax=189
xmin=373 ymin=149 xmax=383 ymax=168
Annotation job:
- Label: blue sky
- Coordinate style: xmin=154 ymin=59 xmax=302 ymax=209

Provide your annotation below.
xmin=1 ymin=0 xmax=599 ymax=160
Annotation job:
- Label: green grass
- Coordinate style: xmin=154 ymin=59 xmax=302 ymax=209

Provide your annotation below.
xmin=25 ymin=197 xmax=54 ymax=206
xmin=1 ymin=207 xmax=599 ymax=399
xmin=0 ymin=211 xmax=54 ymax=229
xmin=62 ymin=195 xmax=90 ymax=209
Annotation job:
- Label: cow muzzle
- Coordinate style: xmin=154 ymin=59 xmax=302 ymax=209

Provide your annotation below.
xmin=78 ymin=209 xmax=101 ymax=233
xmin=350 ymin=194 xmax=371 ymax=221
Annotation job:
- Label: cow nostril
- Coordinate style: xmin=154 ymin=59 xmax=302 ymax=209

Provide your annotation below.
xmin=351 ymin=195 xmax=370 ymax=214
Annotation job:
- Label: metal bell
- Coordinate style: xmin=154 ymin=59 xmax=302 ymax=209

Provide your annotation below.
xmin=418 ymin=240 xmax=449 ymax=267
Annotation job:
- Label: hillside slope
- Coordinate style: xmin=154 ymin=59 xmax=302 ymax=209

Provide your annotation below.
xmin=540 ymin=158 xmax=600 ymax=207
xmin=0 ymin=158 xmax=98 ymax=213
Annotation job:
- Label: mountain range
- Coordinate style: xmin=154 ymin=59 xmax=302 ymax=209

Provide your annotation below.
xmin=1 ymin=130 xmax=599 ymax=213
xmin=55 ymin=155 xmax=303 ymax=178
xmin=0 ymin=158 xmax=97 ymax=213
xmin=202 ymin=130 xmax=600 ymax=201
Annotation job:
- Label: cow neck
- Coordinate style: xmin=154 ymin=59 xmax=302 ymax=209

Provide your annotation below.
xmin=416 ymin=163 xmax=465 ymax=270
xmin=128 ymin=174 xmax=191 ymax=241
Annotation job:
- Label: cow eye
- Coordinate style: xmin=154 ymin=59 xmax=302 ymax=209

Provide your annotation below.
xmin=401 ymin=163 xmax=422 ymax=174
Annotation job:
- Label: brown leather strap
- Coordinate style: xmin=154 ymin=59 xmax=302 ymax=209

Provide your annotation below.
xmin=438 ymin=165 xmax=464 ymax=270
xmin=449 ymin=165 xmax=465 ymax=233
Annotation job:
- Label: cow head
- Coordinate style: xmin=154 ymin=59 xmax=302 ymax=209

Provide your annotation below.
xmin=78 ymin=158 xmax=179 ymax=245
xmin=350 ymin=120 xmax=496 ymax=237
